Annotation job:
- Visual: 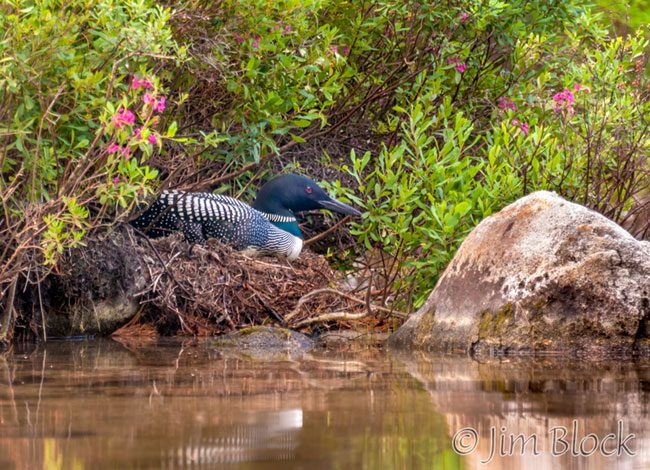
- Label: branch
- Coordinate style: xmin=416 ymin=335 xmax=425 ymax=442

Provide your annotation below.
xmin=285 ymin=287 xmax=408 ymax=323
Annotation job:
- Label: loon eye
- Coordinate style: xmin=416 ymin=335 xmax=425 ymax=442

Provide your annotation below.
xmin=305 ymin=186 xmax=313 ymax=194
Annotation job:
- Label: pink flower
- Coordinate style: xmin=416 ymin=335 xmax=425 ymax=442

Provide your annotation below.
xmin=148 ymin=134 xmax=157 ymax=145
xmin=331 ymin=45 xmax=339 ymax=54
xmin=233 ymin=33 xmax=245 ymax=44
xmin=454 ymin=63 xmax=466 ymax=73
xmin=143 ymin=93 xmax=156 ymax=106
xmin=283 ymin=25 xmax=291 ymax=34
xmin=497 ymin=96 xmax=517 ymax=111
xmin=131 ymin=76 xmax=153 ymax=91
xmin=134 ymin=127 xmax=143 ymax=139
xmin=520 ymin=122 xmax=530 ymax=135
xmin=552 ymin=88 xmax=575 ymax=116
xmin=111 ymin=108 xmax=135 ymax=129
xmin=511 ymin=119 xmax=529 ymax=135
xmin=252 ymin=36 xmax=260 ymax=49
xmin=459 ymin=12 xmax=470 ymax=23
xmin=341 ymin=46 xmax=350 ymax=55
xmin=155 ymin=96 xmax=166 ymax=113
xmin=120 ymin=147 xmax=131 ymax=158
xmin=107 ymin=142 xmax=121 ymax=153
xmin=447 ymin=57 xmax=459 ymax=64
xmin=113 ymin=176 xmax=120 ymax=185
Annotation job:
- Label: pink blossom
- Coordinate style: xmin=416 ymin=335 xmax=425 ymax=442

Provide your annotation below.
xmin=497 ymin=96 xmax=517 ymax=111
xmin=155 ymin=96 xmax=166 ymax=113
xmin=111 ymin=108 xmax=135 ymax=129
xmin=252 ymin=36 xmax=260 ymax=49
xmin=120 ymin=147 xmax=131 ymax=158
xmin=552 ymin=88 xmax=575 ymax=115
xmin=331 ymin=45 xmax=339 ymax=54
xmin=511 ymin=119 xmax=529 ymax=135
xmin=134 ymin=127 xmax=143 ymax=139
xmin=131 ymin=76 xmax=153 ymax=91
xmin=283 ymin=25 xmax=291 ymax=34
xmin=342 ymin=46 xmax=350 ymax=55
xmin=447 ymin=57 xmax=459 ymax=64
xmin=143 ymin=93 xmax=156 ymax=106
xmin=107 ymin=142 xmax=121 ymax=153
xmin=459 ymin=12 xmax=470 ymax=23
xmin=233 ymin=33 xmax=245 ymax=44
xmin=148 ymin=134 xmax=157 ymax=145
xmin=113 ymin=176 xmax=120 ymax=185
xmin=454 ymin=63 xmax=466 ymax=73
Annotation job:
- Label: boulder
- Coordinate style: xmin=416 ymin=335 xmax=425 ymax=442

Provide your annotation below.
xmin=389 ymin=191 xmax=650 ymax=356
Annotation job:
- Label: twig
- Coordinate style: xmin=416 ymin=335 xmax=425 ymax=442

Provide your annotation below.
xmin=292 ymin=311 xmax=369 ymax=329
xmin=0 ymin=279 xmax=17 ymax=344
xmin=285 ymin=287 xmax=407 ymax=323
xmin=130 ymin=225 xmax=193 ymax=298
xmin=304 ymin=215 xmax=352 ymax=247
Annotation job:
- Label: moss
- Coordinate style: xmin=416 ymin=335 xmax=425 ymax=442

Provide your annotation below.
xmin=414 ymin=310 xmax=437 ymax=346
xmin=237 ymin=326 xmax=269 ymax=336
xmin=478 ymin=303 xmax=513 ymax=339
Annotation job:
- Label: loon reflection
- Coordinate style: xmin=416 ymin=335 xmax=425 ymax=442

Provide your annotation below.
xmin=164 ymin=409 xmax=303 ymax=466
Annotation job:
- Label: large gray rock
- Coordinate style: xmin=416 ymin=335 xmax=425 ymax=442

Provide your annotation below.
xmin=389 ymin=191 xmax=650 ymax=356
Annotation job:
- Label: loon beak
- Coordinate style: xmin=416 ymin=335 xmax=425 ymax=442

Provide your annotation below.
xmin=317 ymin=197 xmax=362 ymax=216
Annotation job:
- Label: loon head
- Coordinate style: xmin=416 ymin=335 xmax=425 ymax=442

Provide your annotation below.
xmin=252 ymin=174 xmax=361 ymax=237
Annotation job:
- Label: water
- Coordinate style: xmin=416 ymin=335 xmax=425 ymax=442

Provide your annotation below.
xmin=0 ymin=339 xmax=649 ymax=469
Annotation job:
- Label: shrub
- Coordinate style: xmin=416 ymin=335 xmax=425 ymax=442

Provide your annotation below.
xmin=0 ymin=0 xmax=184 ymax=338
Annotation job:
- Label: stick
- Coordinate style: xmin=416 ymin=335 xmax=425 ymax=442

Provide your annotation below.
xmin=0 ymin=279 xmax=17 ymax=344
xmin=292 ymin=311 xmax=368 ymax=329
xmin=285 ymin=287 xmax=407 ymax=323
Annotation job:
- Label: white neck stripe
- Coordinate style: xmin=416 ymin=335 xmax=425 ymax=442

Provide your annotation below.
xmin=262 ymin=212 xmax=296 ymax=223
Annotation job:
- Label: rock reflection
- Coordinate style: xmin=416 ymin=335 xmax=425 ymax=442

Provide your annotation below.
xmin=394 ymin=352 xmax=650 ymax=470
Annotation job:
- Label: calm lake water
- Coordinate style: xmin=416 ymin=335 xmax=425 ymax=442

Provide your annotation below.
xmin=0 ymin=339 xmax=649 ymax=469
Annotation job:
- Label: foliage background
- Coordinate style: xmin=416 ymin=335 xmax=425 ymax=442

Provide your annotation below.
xmin=0 ymin=0 xmax=648 ymax=338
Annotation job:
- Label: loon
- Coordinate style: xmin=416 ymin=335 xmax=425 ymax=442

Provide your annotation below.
xmin=130 ymin=174 xmax=361 ymax=260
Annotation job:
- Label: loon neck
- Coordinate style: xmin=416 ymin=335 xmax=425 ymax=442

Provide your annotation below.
xmin=267 ymin=217 xmax=302 ymax=239
xmin=255 ymin=208 xmax=301 ymax=238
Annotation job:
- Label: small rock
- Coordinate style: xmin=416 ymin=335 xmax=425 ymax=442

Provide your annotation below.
xmin=213 ymin=326 xmax=314 ymax=360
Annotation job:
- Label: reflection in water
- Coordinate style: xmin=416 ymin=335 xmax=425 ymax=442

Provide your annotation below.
xmin=164 ymin=408 xmax=303 ymax=466
xmin=0 ymin=339 xmax=648 ymax=469
xmin=395 ymin=353 xmax=650 ymax=470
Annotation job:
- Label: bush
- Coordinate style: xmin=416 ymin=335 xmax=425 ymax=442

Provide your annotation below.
xmin=0 ymin=0 xmax=184 ymax=336
xmin=329 ymin=1 xmax=649 ymax=308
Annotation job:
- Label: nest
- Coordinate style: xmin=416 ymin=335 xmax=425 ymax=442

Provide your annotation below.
xmin=30 ymin=225 xmax=402 ymax=339
xmin=124 ymin=231 xmax=389 ymax=336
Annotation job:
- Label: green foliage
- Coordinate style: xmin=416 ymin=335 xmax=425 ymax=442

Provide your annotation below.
xmin=596 ymin=0 xmax=650 ymax=29
xmin=327 ymin=1 xmax=649 ymax=307
xmin=341 ymin=98 xmax=507 ymax=307
xmin=0 ymin=0 xmax=183 ymax=267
